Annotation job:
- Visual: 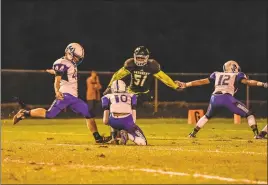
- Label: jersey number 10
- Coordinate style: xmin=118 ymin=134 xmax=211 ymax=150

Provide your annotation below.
xmin=114 ymin=94 xmax=128 ymax=103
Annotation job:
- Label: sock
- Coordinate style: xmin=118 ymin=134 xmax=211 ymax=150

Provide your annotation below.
xmin=196 ymin=115 xmax=209 ymax=128
xmin=250 ymin=125 xmax=259 ymax=136
xmin=93 ymin=132 xmax=102 ymax=140
xmin=111 ymin=130 xmax=118 ymax=140
xmin=247 ymin=115 xmax=256 ymax=127
xmin=261 ymin=125 xmax=267 ymax=132
xmin=190 ymin=126 xmax=201 ymax=136
xmin=23 ymin=110 xmax=31 ymax=117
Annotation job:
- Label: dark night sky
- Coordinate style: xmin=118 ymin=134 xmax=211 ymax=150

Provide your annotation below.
xmin=2 ymin=0 xmax=267 ymax=73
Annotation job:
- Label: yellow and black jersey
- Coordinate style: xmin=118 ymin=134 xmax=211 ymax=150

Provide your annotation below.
xmin=108 ymin=58 xmax=179 ymax=95
xmin=124 ymin=58 xmax=160 ymax=93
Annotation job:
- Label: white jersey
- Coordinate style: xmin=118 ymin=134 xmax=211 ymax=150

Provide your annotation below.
xmin=53 ymin=57 xmax=78 ymax=97
xmin=101 ymin=93 xmax=137 ymax=114
xmin=209 ymin=71 xmax=247 ymax=96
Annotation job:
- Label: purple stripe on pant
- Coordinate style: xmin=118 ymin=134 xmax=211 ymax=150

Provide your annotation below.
xmin=206 ymin=94 xmax=250 ymax=118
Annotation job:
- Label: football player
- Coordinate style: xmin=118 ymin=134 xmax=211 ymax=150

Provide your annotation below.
xmin=103 ymin=46 xmax=182 ymax=102
xmin=255 ymin=125 xmax=267 ymax=139
xmin=12 ymin=43 xmax=110 ymax=143
xmin=177 ymin=60 xmax=267 ymax=138
xmin=102 ymin=80 xmax=147 ymax=145
xmin=103 ymin=46 xmax=183 ymax=140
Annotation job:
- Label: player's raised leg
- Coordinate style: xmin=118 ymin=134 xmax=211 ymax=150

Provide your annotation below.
xmin=13 ymin=97 xmax=68 ymax=125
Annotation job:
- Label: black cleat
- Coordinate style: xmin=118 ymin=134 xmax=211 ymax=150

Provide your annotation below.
xmin=95 ymin=136 xmax=112 ymax=144
xmin=188 ymin=133 xmax=196 ymax=138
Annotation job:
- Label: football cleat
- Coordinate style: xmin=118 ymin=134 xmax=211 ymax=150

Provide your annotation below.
xmin=254 ymin=134 xmax=266 ymax=139
xmin=119 ymin=130 xmax=129 ymax=145
xmin=13 ymin=109 xmax=26 ymax=125
xmin=188 ymin=133 xmax=196 ymax=138
xmin=95 ymin=136 xmax=112 ymax=144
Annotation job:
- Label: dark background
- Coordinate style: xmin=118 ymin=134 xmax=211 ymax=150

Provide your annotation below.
xmin=2 ymin=0 xmax=268 ymax=72
xmin=1 ymin=0 xmax=267 ymax=107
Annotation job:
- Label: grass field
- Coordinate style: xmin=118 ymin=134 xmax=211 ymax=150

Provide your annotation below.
xmin=1 ymin=118 xmax=267 ymax=184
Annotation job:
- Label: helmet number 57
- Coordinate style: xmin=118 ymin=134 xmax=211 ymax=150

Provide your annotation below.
xmin=134 ymin=74 xmax=147 ymax=87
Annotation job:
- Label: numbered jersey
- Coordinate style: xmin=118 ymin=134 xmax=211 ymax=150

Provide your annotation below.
xmin=124 ymin=58 xmax=161 ymax=93
xmin=101 ymin=93 xmax=137 ymax=114
xmin=209 ymin=72 xmax=247 ymax=96
xmin=53 ymin=57 xmax=78 ymax=97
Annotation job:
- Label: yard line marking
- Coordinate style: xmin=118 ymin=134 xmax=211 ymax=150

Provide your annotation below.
xmin=2 ymin=131 xmax=261 ymax=142
xmin=3 ymin=158 xmax=267 ymax=184
xmin=2 ymin=141 xmax=266 ymax=155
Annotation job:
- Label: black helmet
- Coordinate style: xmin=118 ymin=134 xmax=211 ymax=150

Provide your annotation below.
xmin=133 ymin=46 xmax=150 ymax=66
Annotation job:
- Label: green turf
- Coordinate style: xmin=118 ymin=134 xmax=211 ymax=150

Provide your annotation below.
xmin=1 ymin=118 xmax=267 ymax=184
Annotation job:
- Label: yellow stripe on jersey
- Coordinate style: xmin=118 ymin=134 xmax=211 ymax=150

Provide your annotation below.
xmin=127 ymin=87 xmax=150 ymax=95
xmin=108 ymin=67 xmax=131 ymax=87
xmin=153 ymin=70 xmax=179 ymax=89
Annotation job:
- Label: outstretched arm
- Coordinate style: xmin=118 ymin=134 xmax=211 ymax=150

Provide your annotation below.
xmin=184 ymin=78 xmax=211 ymax=88
xmin=240 ymin=79 xmax=267 ymax=88
xmin=153 ymin=71 xmax=179 ymax=89
xmin=107 ymin=67 xmax=130 ymax=87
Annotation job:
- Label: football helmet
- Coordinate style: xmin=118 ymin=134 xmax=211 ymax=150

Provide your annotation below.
xmin=111 ymin=80 xmax=127 ymax=93
xmin=65 ymin=43 xmax=85 ymax=66
xmin=133 ymin=46 xmax=150 ymax=66
xmin=223 ymin=60 xmax=241 ymax=73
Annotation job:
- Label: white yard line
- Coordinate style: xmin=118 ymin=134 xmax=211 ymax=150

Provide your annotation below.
xmin=3 ymin=158 xmax=267 ymax=184
xmin=2 ymin=141 xmax=266 ymax=155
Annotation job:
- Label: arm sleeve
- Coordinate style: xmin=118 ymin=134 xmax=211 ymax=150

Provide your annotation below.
xmin=208 ymin=72 xmax=216 ymax=82
xmin=108 ymin=67 xmax=130 ymax=87
xmin=53 ymin=63 xmax=68 ymax=76
xmin=131 ymin=94 xmax=137 ymax=109
xmin=101 ymin=96 xmax=110 ymax=110
xmin=236 ymin=72 xmax=247 ymax=83
xmin=153 ymin=71 xmax=179 ymax=89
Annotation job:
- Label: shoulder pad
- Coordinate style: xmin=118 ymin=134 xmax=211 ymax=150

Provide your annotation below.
xmin=124 ymin=58 xmax=135 ymax=67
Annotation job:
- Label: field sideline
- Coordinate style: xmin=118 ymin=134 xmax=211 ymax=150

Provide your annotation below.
xmin=1 ymin=118 xmax=267 ymax=184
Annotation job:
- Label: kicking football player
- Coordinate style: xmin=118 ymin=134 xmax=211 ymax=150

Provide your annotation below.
xmin=13 ymin=43 xmax=110 ymax=143
xmin=177 ymin=60 xmax=267 ymax=138
xmin=101 ymin=80 xmax=147 ymax=145
xmin=255 ymin=125 xmax=267 ymax=139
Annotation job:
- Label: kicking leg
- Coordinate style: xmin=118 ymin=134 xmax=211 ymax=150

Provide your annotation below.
xmin=13 ymin=99 xmax=65 ymax=125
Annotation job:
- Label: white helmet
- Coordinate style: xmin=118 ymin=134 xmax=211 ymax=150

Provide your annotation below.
xmin=223 ymin=60 xmax=241 ymax=73
xmin=65 ymin=43 xmax=85 ymax=65
xmin=111 ymin=80 xmax=127 ymax=93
